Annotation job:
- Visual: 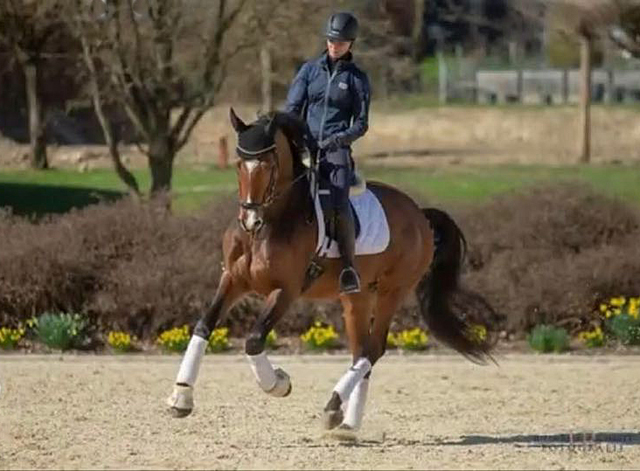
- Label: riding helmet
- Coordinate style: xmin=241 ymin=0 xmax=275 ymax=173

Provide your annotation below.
xmin=325 ymin=12 xmax=358 ymax=42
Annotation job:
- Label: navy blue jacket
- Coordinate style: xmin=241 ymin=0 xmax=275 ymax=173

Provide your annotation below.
xmin=285 ymin=51 xmax=371 ymax=149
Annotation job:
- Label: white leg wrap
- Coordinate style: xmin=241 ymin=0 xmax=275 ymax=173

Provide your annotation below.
xmin=175 ymin=335 xmax=208 ymax=386
xmin=334 ymin=357 xmax=372 ymax=402
xmin=342 ymin=378 xmax=370 ymax=430
xmin=247 ymin=352 xmax=277 ymax=392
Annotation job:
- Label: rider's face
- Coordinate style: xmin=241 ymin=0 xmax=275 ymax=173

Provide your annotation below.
xmin=326 ymin=39 xmax=351 ymax=60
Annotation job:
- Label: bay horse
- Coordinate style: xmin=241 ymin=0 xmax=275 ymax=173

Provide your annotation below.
xmin=166 ymin=109 xmax=494 ymax=433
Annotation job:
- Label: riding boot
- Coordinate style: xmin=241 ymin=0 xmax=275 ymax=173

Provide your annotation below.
xmin=335 ymin=207 xmax=361 ymax=294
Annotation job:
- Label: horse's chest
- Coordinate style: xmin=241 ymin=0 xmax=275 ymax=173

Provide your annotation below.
xmin=245 ymin=241 xmax=279 ymax=291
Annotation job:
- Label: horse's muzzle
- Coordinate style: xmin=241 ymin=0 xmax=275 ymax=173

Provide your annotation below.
xmin=240 ymin=209 xmax=264 ymax=234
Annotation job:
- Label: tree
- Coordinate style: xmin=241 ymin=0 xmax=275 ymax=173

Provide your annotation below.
xmin=0 ymin=0 xmax=66 ymax=169
xmin=69 ymin=0 xmax=249 ymax=199
xmin=513 ymin=0 xmax=624 ymax=163
xmin=543 ymin=0 xmax=640 ymax=163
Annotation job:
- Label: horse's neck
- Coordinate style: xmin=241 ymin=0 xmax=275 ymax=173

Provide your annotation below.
xmin=264 ymin=175 xmax=311 ymax=235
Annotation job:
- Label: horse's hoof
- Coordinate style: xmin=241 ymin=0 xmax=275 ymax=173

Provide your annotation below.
xmin=169 ymin=406 xmax=193 ymax=418
xmin=322 ymin=409 xmax=344 ymax=430
xmin=266 ymin=368 xmax=292 ymax=398
xmin=166 ymin=384 xmax=194 ymax=418
xmin=326 ymin=423 xmax=358 ymax=441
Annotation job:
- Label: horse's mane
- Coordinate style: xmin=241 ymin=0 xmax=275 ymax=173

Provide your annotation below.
xmin=254 ymin=111 xmax=308 ymax=177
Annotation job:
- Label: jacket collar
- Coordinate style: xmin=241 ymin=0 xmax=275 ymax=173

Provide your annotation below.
xmin=319 ymin=50 xmax=353 ymax=72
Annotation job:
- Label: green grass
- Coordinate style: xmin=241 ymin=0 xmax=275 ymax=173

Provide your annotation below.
xmin=0 ymin=166 xmax=237 ymax=215
xmin=362 ymin=164 xmax=640 ymax=207
xmin=1 ymin=163 xmax=639 ymax=217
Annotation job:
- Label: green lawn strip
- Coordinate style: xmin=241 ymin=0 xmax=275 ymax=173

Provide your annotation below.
xmin=1 ymin=164 xmax=638 ymax=216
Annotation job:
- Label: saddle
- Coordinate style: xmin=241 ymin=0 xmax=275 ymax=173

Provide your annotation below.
xmin=302 ymin=155 xmax=390 ymax=291
xmin=303 ymin=151 xmax=365 ymax=240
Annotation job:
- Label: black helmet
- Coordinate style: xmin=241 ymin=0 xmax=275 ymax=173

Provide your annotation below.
xmin=325 ymin=12 xmax=358 ymax=42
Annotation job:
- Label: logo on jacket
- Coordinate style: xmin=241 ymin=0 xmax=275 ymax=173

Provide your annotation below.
xmin=338 ymin=82 xmax=348 ymax=90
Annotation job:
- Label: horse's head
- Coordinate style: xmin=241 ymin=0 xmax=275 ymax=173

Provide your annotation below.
xmin=230 ymin=108 xmax=299 ymax=234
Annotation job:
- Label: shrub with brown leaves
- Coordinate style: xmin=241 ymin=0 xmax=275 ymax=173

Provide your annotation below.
xmin=1 ymin=183 xmax=638 ymax=341
xmin=459 ymin=183 xmax=640 ymax=335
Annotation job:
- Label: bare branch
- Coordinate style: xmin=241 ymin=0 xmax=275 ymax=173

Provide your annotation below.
xmin=72 ymin=0 xmax=140 ymax=195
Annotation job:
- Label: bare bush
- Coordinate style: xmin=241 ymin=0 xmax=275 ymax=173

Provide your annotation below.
xmin=1 ymin=183 xmax=638 ymax=341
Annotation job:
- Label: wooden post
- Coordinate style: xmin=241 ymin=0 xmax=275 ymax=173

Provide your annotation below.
xmin=579 ymin=34 xmax=592 ymax=164
xmin=437 ymin=48 xmax=448 ymax=104
xmin=218 ymin=136 xmax=228 ymax=169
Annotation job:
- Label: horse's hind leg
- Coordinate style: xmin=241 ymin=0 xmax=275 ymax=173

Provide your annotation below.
xmin=323 ymin=292 xmax=374 ymax=431
xmin=166 ymin=271 xmax=244 ymax=417
xmin=337 ymin=288 xmax=407 ymax=431
xmin=245 ymin=288 xmax=294 ymax=397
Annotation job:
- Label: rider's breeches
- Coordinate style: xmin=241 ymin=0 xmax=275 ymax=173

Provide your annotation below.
xmin=319 ymin=147 xmax=352 ymax=211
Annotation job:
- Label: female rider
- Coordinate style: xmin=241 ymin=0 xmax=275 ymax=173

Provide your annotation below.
xmin=285 ymin=11 xmax=371 ymax=295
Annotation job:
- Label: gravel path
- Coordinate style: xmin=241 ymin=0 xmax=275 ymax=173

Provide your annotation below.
xmin=2 ymin=353 xmax=639 ymax=470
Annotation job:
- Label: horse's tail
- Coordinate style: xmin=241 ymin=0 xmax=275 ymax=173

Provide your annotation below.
xmin=417 ymin=208 xmax=495 ymax=365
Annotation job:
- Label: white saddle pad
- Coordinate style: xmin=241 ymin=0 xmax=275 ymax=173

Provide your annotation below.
xmin=314 ymin=188 xmax=391 ymax=259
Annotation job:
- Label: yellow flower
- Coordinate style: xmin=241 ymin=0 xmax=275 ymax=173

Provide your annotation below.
xmin=467 ymin=324 xmax=487 ymax=343
xmin=265 ymin=330 xmax=278 ymax=349
xmin=610 ymin=297 xmax=625 ymax=307
xmin=157 ymin=325 xmax=191 ymax=353
xmin=397 ymin=328 xmax=429 ymax=351
xmin=300 ymin=322 xmax=338 ymax=350
xmin=107 ymin=331 xmax=134 ymax=352
xmin=208 ymin=327 xmax=230 ymax=353
xmin=0 ymin=326 xmax=25 ymax=349
xmin=578 ymin=326 xmax=605 ymax=348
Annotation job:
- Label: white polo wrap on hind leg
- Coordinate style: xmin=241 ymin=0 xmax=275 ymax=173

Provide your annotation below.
xmin=342 ymin=377 xmax=370 ymax=430
xmin=334 ymin=357 xmax=372 ymax=402
xmin=247 ymin=352 xmax=277 ymax=392
xmin=176 ymin=335 xmax=208 ymax=386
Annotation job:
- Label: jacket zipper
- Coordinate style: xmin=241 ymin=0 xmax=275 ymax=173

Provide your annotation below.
xmin=318 ymin=64 xmax=338 ymax=144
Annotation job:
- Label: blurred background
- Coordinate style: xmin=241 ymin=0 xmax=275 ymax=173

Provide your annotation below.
xmin=1 ymin=0 xmax=639 ymax=345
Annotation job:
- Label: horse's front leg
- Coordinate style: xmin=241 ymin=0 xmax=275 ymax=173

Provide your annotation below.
xmin=245 ymin=288 xmax=294 ymax=397
xmin=166 ymin=271 xmax=245 ymax=417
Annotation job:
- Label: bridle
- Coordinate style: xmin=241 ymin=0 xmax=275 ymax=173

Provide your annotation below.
xmin=237 ymin=142 xmax=310 ymax=233
xmin=237 ymin=142 xmax=280 ymax=212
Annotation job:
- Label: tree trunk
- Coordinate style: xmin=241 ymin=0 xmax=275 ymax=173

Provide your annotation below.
xmin=579 ymin=35 xmax=592 ymax=164
xmin=260 ymin=45 xmax=272 ymax=113
xmin=412 ymin=0 xmax=425 ymax=61
xmin=148 ymin=134 xmax=174 ymax=195
xmin=91 ymin=94 xmax=140 ymax=196
xmin=78 ymin=32 xmax=140 ymax=196
xmin=24 ymin=61 xmax=47 ymax=169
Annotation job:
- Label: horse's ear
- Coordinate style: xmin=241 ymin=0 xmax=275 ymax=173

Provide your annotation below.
xmin=265 ymin=115 xmax=278 ymax=139
xmin=229 ymin=107 xmax=248 ymax=133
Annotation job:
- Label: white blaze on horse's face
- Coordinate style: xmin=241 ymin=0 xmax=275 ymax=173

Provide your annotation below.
xmin=238 ymin=158 xmax=274 ymax=233
xmin=243 ymin=208 xmax=262 ymax=232
xmin=243 ymin=160 xmax=260 ymax=206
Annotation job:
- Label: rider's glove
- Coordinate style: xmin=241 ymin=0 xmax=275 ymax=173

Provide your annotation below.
xmin=318 ymin=132 xmax=346 ymax=152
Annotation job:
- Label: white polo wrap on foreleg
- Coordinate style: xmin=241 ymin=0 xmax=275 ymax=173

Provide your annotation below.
xmin=176 ymin=335 xmax=208 ymax=386
xmin=247 ymin=352 xmax=277 ymax=392
xmin=334 ymin=357 xmax=372 ymax=402
xmin=342 ymin=377 xmax=370 ymax=430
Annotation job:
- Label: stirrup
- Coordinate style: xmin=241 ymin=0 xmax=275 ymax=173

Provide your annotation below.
xmin=339 ymin=267 xmax=361 ymax=294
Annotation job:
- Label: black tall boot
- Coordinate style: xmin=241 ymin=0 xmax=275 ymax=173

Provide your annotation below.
xmin=334 ymin=207 xmax=361 ymax=294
